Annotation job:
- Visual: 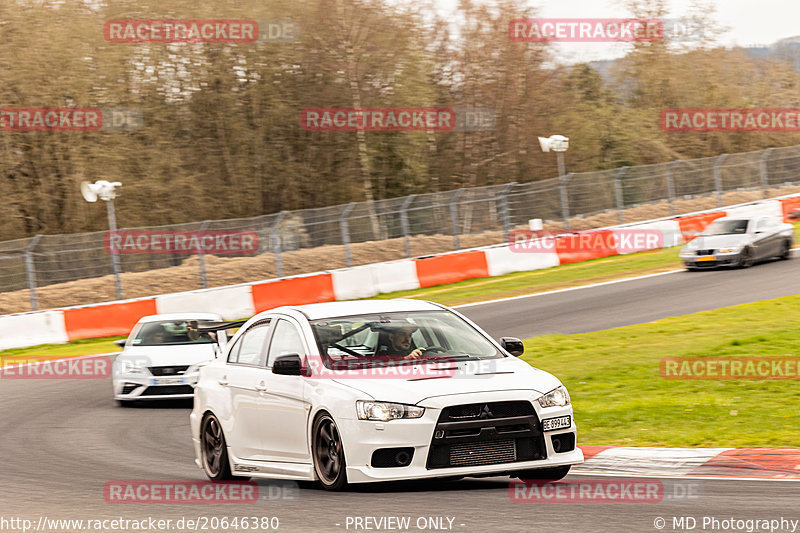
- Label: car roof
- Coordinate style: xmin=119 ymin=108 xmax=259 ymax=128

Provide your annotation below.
xmin=261 ymin=299 xmax=444 ymax=321
xmin=136 ymin=313 xmax=223 ymax=323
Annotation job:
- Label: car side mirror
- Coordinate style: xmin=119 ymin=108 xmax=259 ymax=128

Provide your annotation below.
xmin=272 ymin=353 xmax=303 ymax=376
xmin=114 ymin=339 xmax=127 ymax=348
xmin=500 ymin=337 xmax=524 ymax=357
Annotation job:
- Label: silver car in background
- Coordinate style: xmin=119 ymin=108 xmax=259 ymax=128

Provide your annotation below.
xmin=680 ymin=216 xmax=794 ymax=270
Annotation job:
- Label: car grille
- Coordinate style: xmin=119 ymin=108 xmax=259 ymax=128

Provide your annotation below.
xmin=149 ymin=365 xmax=189 ymax=376
xmin=426 ymin=401 xmax=546 ymax=469
xmin=695 ymin=249 xmax=715 ymax=255
xmin=450 ymin=440 xmax=517 ymax=466
xmin=140 ymin=385 xmax=194 ymax=396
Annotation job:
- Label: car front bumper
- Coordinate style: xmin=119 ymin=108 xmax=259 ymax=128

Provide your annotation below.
xmin=681 ymin=251 xmax=740 ymax=269
xmin=337 ymin=394 xmax=582 ymax=483
xmin=113 ymin=371 xmax=198 ymax=400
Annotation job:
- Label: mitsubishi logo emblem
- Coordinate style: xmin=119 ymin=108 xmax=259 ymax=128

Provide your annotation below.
xmin=480 ymin=405 xmax=493 ymax=419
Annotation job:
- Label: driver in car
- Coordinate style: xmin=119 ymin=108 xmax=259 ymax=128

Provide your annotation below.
xmin=376 ymin=323 xmax=426 ymax=360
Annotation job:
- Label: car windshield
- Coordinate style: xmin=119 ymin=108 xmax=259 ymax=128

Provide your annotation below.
xmin=132 ymin=320 xmax=216 ymax=346
xmin=703 ymin=219 xmax=749 ymax=235
xmin=310 ymin=311 xmax=502 ymax=368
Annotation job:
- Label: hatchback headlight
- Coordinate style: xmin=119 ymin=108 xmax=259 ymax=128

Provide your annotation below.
xmin=356 ymin=401 xmax=424 ymax=421
xmin=718 ymin=247 xmax=739 ymax=254
xmin=537 ymin=386 xmax=570 ymax=408
xmin=118 ymin=359 xmax=147 ymax=374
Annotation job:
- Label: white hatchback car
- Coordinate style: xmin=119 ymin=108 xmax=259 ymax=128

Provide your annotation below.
xmin=190 ymin=299 xmax=582 ymax=490
xmin=113 ymin=313 xmax=227 ymax=405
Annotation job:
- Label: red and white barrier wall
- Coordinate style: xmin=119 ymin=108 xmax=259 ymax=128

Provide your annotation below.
xmin=0 ymin=196 xmax=794 ymax=350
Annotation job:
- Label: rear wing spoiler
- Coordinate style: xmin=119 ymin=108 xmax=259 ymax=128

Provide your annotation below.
xmin=187 ymin=320 xmax=247 ymax=341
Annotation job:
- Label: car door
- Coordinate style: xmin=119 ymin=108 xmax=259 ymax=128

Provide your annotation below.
xmin=223 ymin=319 xmax=272 ymax=462
xmin=751 ymin=217 xmax=779 ymax=260
xmin=258 ymin=317 xmax=311 ymax=463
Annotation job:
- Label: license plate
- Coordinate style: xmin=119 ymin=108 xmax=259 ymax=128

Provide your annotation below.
xmin=542 ymin=415 xmax=571 ymax=432
xmin=152 ymin=377 xmax=183 ymax=385
xmin=697 ymin=256 xmax=716 ymax=262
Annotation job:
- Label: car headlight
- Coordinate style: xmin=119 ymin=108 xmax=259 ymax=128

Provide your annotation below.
xmin=537 ymin=386 xmax=570 ymax=408
xmin=356 ymin=401 xmax=425 ymax=421
xmin=118 ymin=359 xmax=148 ymax=374
xmin=718 ymin=247 xmax=739 ymax=253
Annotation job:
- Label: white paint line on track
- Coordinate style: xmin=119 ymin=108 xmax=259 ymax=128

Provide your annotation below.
xmin=571 ymin=471 xmax=800 ymax=482
xmin=453 ymin=269 xmax=684 ymax=309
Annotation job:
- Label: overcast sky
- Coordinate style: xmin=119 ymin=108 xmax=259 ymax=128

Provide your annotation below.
xmin=438 ymin=0 xmax=800 ymax=63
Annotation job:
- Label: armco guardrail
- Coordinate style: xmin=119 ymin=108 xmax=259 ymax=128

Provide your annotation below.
xmin=3 ymin=144 xmax=800 ymax=311
xmin=1 ymin=194 xmax=797 ymax=351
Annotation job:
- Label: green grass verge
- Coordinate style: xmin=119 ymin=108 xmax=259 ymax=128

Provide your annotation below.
xmin=522 ymin=293 xmax=800 ymax=447
xmin=0 ymin=337 xmax=123 ymax=363
xmin=375 ymin=246 xmax=683 ymax=306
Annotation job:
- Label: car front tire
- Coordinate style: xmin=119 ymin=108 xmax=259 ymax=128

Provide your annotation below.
xmin=312 ymin=412 xmax=348 ymax=491
xmin=515 ymin=465 xmax=571 ymax=481
xmin=738 ymin=247 xmax=754 ymax=268
xmin=780 ymin=240 xmax=792 ymax=260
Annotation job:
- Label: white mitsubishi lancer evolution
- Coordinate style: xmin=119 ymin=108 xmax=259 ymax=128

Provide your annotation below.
xmin=190 ymin=299 xmax=582 ymax=490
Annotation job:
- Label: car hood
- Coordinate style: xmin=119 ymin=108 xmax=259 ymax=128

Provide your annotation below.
xmin=685 ymin=234 xmax=749 ymax=250
xmin=118 ymin=344 xmax=219 ymax=367
xmin=330 ymin=356 xmax=561 ymax=405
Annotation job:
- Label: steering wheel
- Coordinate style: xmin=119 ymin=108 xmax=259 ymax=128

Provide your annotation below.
xmin=421 ymin=346 xmax=447 ymax=354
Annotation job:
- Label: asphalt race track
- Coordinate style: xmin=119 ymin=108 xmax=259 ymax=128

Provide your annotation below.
xmin=2 ymin=256 xmax=799 ymax=533
xmin=460 ymin=252 xmax=800 ymax=338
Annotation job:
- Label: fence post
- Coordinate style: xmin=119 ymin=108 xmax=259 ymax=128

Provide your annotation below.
xmin=666 ymin=161 xmax=678 ymax=216
xmin=25 ymin=235 xmax=42 ymax=312
xmin=400 ymin=195 xmax=415 ymax=258
xmin=449 ymin=189 xmax=465 ymax=250
xmin=498 ymin=182 xmax=517 ymax=241
xmin=340 ymin=203 xmax=356 ymax=268
xmin=196 ymin=221 xmax=210 ymax=289
xmin=713 ymin=154 xmax=729 ymax=208
xmin=559 ymin=173 xmax=573 ymax=230
xmin=614 ymin=167 xmax=628 ymax=225
xmin=270 ymin=211 xmax=286 ymax=277
xmin=759 ymin=148 xmax=774 ymax=198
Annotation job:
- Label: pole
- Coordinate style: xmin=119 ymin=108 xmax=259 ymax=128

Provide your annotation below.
xmin=340 ymin=203 xmax=356 ymax=268
xmin=271 ymin=212 xmax=286 ymax=277
xmin=25 ymin=235 xmax=42 ymax=311
xmin=400 ymin=195 xmax=415 ymax=258
xmin=449 ymin=189 xmax=465 ymax=250
xmin=197 ymin=220 xmax=210 ymax=289
xmin=107 ymin=199 xmax=123 ymax=300
xmin=614 ymin=167 xmax=628 ymax=225
xmin=713 ymin=154 xmax=729 ymax=208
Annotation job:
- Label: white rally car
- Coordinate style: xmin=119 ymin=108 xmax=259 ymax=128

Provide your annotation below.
xmin=113 ymin=313 xmax=228 ymax=405
xmin=190 ymin=299 xmax=582 ymax=490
